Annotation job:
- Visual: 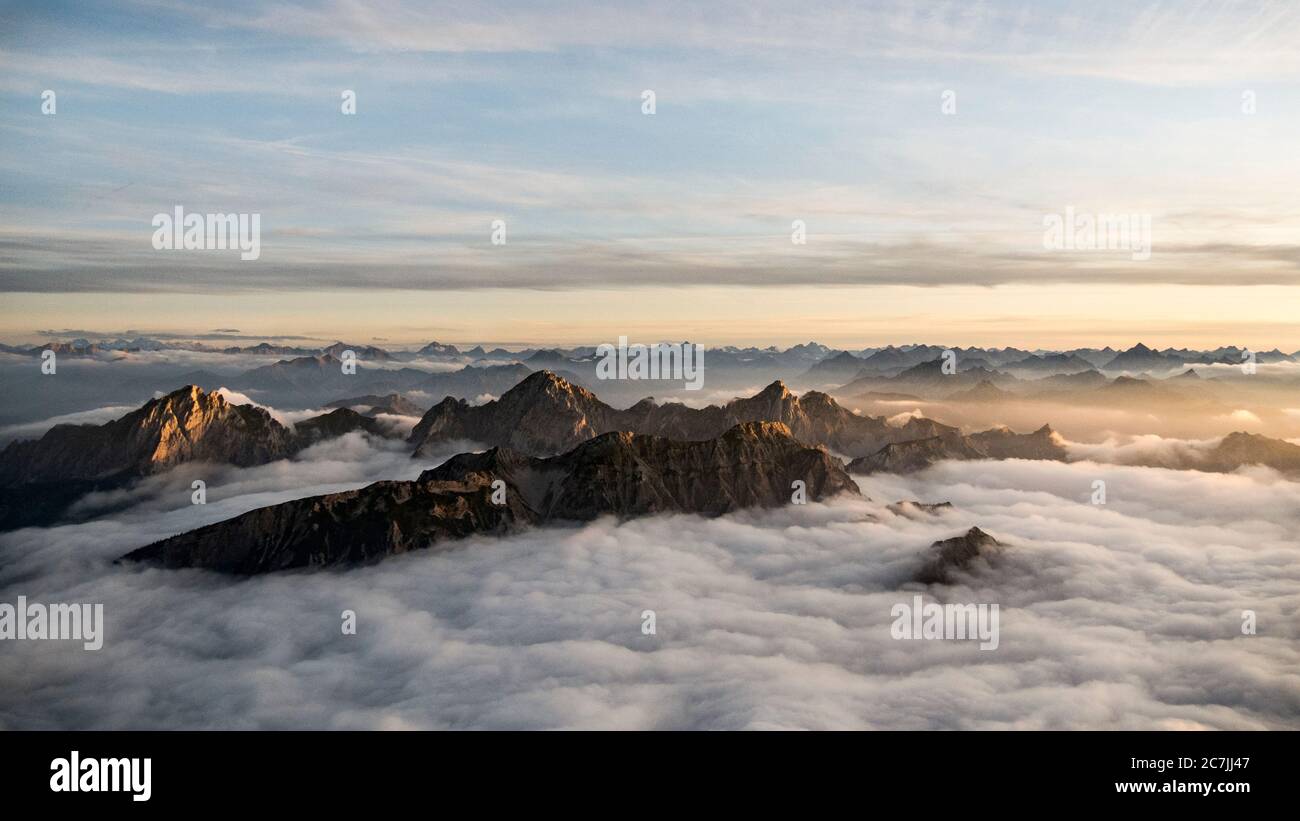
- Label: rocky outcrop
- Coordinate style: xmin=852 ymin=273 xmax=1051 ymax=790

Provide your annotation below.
xmin=124 ymin=421 xmax=861 ymax=573
xmin=887 ymin=501 xmax=953 ymax=518
xmin=410 ymin=370 xmax=960 ymax=459
xmin=915 ymin=527 xmax=1002 ymax=584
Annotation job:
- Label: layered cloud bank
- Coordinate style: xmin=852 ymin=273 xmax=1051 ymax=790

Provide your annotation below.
xmin=1 ymin=447 xmax=1296 ymax=729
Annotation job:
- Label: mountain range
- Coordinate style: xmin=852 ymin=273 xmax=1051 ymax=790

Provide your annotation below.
xmin=124 ymin=421 xmax=859 ymax=573
xmin=6 ymin=339 xmax=1294 ymax=432
xmin=409 ymin=371 xmax=958 ymax=459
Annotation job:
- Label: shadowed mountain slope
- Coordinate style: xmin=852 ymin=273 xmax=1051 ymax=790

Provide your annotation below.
xmin=125 ymin=421 xmax=860 ymax=573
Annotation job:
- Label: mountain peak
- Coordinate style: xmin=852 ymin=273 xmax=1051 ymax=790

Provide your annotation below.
xmin=916 ymin=527 xmax=1003 ymax=584
xmin=417 ymin=340 xmax=460 ymax=355
xmin=143 ymin=384 xmax=229 ymax=421
xmin=755 ymin=379 xmax=792 ymax=400
xmin=514 ymin=369 xmax=586 ymax=395
xmin=0 ymin=384 xmax=295 ymax=489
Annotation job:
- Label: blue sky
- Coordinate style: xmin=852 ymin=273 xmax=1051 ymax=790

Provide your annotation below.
xmin=1 ymin=0 xmax=1299 ymax=346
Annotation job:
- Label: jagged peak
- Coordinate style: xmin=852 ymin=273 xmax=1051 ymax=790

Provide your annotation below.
xmin=516 ymin=369 xmax=578 ymax=391
xmin=160 ymin=384 xmax=214 ymax=400
xmin=754 ymin=380 xmax=793 ymax=400
xmin=145 ymin=385 xmax=230 ymax=416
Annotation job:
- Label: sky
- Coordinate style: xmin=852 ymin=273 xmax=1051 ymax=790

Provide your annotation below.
xmin=2 ymin=0 xmax=1299 ymax=348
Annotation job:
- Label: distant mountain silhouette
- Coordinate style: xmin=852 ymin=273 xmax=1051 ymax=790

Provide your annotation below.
xmin=1102 ymin=343 xmax=1179 ymax=373
xmin=293 ymin=408 xmax=399 ymax=444
xmin=416 ymin=341 xmax=461 ymax=357
xmin=801 ymin=351 xmax=867 ymax=382
xmin=322 ymin=341 xmax=393 ymax=361
xmin=848 ymin=425 xmax=1065 ymax=474
xmin=324 ymin=393 xmax=427 ymax=416
xmin=1002 ymin=353 xmax=1095 ymax=373
xmin=945 ymin=380 xmax=1013 ymax=402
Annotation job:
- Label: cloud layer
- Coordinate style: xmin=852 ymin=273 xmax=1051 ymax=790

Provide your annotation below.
xmin=1 ymin=448 xmax=1296 ymax=729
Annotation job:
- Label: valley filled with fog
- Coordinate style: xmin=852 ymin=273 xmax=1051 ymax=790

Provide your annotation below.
xmin=1 ymin=339 xmax=1298 ymax=729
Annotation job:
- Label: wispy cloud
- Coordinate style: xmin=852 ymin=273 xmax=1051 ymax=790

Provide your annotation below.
xmin=2 ymin=0 xmax=1299 ymax=336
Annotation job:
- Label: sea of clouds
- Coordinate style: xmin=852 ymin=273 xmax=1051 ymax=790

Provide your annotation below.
xmin=1 ymin=431 xmax=1297 ymax=730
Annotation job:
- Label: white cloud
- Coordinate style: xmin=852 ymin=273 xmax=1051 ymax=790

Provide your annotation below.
xmin=1220 ymin=409 xmax=1265 ymax=426
xmin=0 ymin=405 xmax=137 ymax=442
xmin=886 ymin=408 xmax=925 ymax=427
xmin=1 ymin=454 xmax=1296 ymax=729
xmin=1063 ymin=433 xmax=1222 ymax=468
